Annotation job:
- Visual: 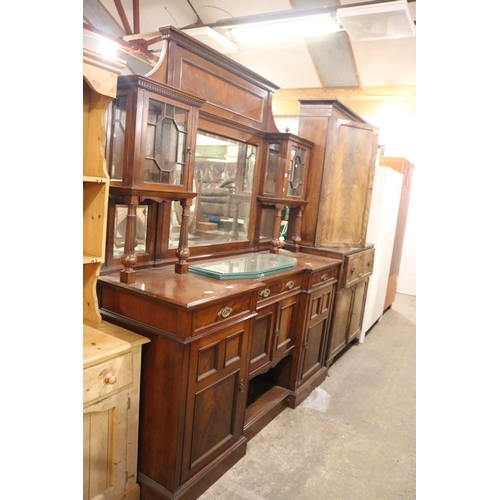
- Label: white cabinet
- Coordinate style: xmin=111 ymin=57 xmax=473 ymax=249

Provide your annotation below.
xmin=360 ymin=165 xmax=403 ymax=342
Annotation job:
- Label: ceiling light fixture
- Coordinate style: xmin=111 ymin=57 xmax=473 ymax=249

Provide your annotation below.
xmin=182 ymin=26 xmax=237 ymax=53
xmin=183 ymin=0 xmax=415 ymax=50
xmin=336 ymin=0 xmax=415 ymax=41
xmin=224 ymin=13 xmax=343 ymax=44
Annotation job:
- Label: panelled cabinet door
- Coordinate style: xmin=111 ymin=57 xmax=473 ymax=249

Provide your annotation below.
xmin=182 ymin=320 xmax=251 ymax=482
xmin=348 ymin=280 xmax=368 ymax=343
xmin=326 ymin=287 xmax=352 ymax=362
xmin=274 ymin=294 xmax=300 ymax=360
xmin=299 ymin=285 xmax=335 ymax=383
xmin=83 ymin=389 xmax=129 ymax=500
xmin=250 ymin=294 xmax=300 ymax=377
xmin=250 ymin=303 xmax=275 ymax=376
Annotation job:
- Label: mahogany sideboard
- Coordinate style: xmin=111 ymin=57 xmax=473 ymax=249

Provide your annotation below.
xmin=98 ymin=250 xmax=341 ymax=500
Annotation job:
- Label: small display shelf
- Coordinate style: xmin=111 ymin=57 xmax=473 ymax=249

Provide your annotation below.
xmin=189 ymin=253 xmax=297 ymax=280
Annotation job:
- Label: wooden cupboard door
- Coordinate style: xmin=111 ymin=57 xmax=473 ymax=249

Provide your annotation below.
xmin=274 ymin=294 xmax=299 ymax=361
xmin=83 ymin=389 xmax=129 ymax=500
xmin=250 ymin=304 xmax=275 ymax=376
xmin=299 ymin=285 xmax=334 ymax=383
xmin=348 ymin=280 xmax=368 ymax=343
xmin=315 ymin=123 xmax=377 ymax=248
xmin=326 ymin=287 xmax=351 ymax=362
xmin=182 ymin=320 xmax=251 ymax=482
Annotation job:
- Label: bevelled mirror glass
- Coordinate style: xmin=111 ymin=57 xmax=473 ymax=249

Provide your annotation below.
xmin=169 ymin=131 xmax=256 ymax=248
xmin=113 ymin=205 xmax=149 ymax=257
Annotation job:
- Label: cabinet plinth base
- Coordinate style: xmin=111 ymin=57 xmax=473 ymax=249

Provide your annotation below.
xmin=288 ymin=367 xmax=329 ymax=409
xmin=138 ymin=437 xmax=247 ymax=500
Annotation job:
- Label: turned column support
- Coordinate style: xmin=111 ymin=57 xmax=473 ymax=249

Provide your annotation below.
xmin=290 ymin=205 xmax=303 ymax=253
xmin=270 ymin=204 xmax=285 ymax=254
xmin=120 ymin=195 xmax=139 ymax=284
xmin=175 ymin=198 xmax=192 ymax=274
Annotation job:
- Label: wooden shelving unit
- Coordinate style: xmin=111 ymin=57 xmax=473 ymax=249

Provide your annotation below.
xmin=83 ymin=44 xmax=149 ymax=500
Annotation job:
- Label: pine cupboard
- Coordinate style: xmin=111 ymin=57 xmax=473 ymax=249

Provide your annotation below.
xmin=83 ymin=42 xmax=149 ymax=500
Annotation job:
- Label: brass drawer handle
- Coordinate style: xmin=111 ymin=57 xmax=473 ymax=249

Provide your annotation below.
xmin=321 ymin=273 xmax=328 ymax=281
xmin=367 ymin=261 xmax=372 ymax=267
xmin=239 ymin=379 xmax=245 ymax=394
xmin=286 ymin=281 xmax=294 ymax=290
xmin=104 ymin=373 xmax=117 ymax=385
xmin=260 ymin=288 xmax=271 ymax=298
xmin=351 ymin=267 xmax=355 ymax=274
xmin=217 ymin=306 xmax=233 ymax=318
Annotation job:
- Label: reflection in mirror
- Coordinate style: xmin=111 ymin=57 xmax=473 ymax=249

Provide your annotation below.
xmin=107 ymin=95 xmax=127 ymax=181
xmin=259 ymin=206 xmax=275 ymax=241
xmin=114 ymin=205 xmax=148 ymax=257
xmin=169 ymin=132 xmax=257 ymax=248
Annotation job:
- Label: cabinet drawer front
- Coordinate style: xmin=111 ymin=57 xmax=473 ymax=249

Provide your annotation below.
xmin=193 ymin=294 xmax=252 ymax=333
xmin=311 ymin=266 xmax=339 ymax=287
xmin=344 ymin=249 xmax=374 ymax=288
xmin=83 ymin=353 xmax=133 ymax=405
xmin=257 ymin=275 xmax=302 ymax=303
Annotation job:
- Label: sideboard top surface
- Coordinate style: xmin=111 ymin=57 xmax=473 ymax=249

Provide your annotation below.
xmin=98 ymin=251 xmax=341 ymax=309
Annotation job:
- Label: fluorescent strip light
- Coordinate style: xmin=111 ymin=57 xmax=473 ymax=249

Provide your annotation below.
xmin=225 ymin=13 xmax=342 ymax=44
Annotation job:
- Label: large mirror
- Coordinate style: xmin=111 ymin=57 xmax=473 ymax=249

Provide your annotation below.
xmin=170 ymin=131 xmax=257 ymax=247
xmin=113 ymin=205 xmax=149 ymax=257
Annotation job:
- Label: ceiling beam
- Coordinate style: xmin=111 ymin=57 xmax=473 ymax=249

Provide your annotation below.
xmin=133 ymin=0 xmax=140 ymax=34
xmin=113 ymin=0 xmax=133 ymax=35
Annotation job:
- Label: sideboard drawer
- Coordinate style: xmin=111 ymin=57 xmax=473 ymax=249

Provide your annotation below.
xmin=257 ymin=274 xmax=302 ymax=303
xmin=83 ymin=352 xmax=133 ymax=405
xmin=311 ymin=266 xmax=339 ymax=288
xmin=344 ymin=248 xmax=375 ymax=288
xmin=192 ymin=293 xmax=253 ymax=333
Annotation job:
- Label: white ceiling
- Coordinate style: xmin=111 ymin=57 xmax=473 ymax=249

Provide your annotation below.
xmin=83 ymin=0 xmax=416 ymax=90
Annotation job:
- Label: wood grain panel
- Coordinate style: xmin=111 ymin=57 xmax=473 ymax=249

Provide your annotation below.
xmin=326 ymin=288 xmax=351 ymax=362
xmin=276 ymin=296 xmax=297 ymax=355
xmin=301 ymin=320 xmax=326 ymax=382
xmin=180 ymin=60 xmax=265 ymax=124
xmin=190 ymin=372 xmax=238 ymax=468
xmin=250 ymin=308 xmax=274 ymax=375
xmin=83 ymin=390 xmax=128 ymax=500
xmin=316 ymin=124 xmax=375 ymax=246
xmin=225 ymin=331 xmax=243 ymax=367
xmin=197 ymin=342 xmax=219 ymax=381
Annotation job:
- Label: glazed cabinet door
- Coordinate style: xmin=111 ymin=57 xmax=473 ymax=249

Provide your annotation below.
xmin=83 ymin=389 xmax=129 ymax=500
xmin=182 ymin=319 xmax=251 ymax=482
xmin=298 ymin=285 xmax=335 ymax=384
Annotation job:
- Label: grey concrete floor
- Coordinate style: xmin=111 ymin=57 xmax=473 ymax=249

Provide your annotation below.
xmin=199 ymin=293 xmax=416 ymax=500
